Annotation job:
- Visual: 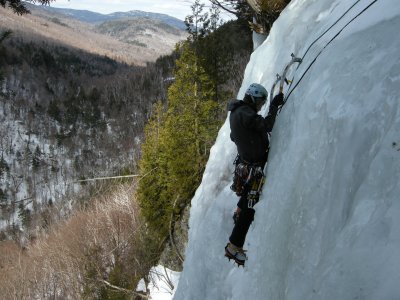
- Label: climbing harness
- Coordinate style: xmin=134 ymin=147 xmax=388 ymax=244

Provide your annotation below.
xmin=247 ymin=167 xmax=264 ymax=208
xmin=283 ymin=0 xmax=379 ymax=104
xmin=230 ymin=156 xmax=265 ymax=208
xmin=230 ymin=158 xmax=249 ymax=197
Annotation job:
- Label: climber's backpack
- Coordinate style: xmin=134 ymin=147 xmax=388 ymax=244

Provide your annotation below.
xmin=230 ymin=156 xmax=265 ymax=207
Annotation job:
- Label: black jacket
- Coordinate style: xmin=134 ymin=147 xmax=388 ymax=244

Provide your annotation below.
xmin=228 ymin=100 xmax=279 ymax=163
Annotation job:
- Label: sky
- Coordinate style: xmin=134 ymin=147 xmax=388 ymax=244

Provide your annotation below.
xmin=48 ymin=0 xmax=212 ymax=20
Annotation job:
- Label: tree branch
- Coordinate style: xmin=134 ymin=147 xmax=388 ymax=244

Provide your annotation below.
xmin=169 ymin=195 xmax=184 ymax=263
xmin=1 ymin=0 xmax=54 ymax=15
xmin=209 ymin=0 xmax=239 ymax=16
xmin=100 ymin=279 xmax=149 ymax=299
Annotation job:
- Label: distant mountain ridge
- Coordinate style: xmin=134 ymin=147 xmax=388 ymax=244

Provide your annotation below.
xmin=29 ymin=4 xmax=186 ymax=30
xmin=1 ymin=3 xmax=187 ymax=65
xmin=94 ymin=18 xmax=182 ymax=47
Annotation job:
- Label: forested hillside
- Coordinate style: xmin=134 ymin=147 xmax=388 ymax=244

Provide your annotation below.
xmin=0 ymin=5 xmax=186 ymax=65
xmin=0 ymin=0 xmax=259 ymax=298
xmin=137 ymin=2 xmax=253 ymax=267
xmin=0 ymin=28 xmax=177 ymax=241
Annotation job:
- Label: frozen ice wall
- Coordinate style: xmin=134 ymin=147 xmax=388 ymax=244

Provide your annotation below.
xmin=174 ymin=0 xmax=400 ymax=299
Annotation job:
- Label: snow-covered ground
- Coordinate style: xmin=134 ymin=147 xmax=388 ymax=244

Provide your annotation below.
xmin=174 ymin=0 xmax=400 ymax=299
xmin=136 ymin=265 xmax=180 ymax=300
xmin=0 ymin=97 xmax=78 ymax=229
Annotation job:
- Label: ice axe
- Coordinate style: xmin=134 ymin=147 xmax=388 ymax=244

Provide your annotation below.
xmin=279 ymin=53 xmax=302 ymax=94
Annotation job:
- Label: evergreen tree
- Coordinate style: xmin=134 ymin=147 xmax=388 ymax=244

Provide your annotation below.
xmin=47 ymin=100 xmax=61 ymax=122
xmin=185 ymin=4 xmax=252 ymax=114
xmin=32 ymin=145 xmax=42 ymax=170
xmin=137 ymin=42 xmax=220 ymax=238
xmin=0 ymin=30 xmax=12 ymax=83
xmin=18 ymin=203 xmax=31 ymax=228
xmin=196 ymin=5 xmax=226 ymax=103
xmin=198 ymin=19 xmax=252 ymax=106
xmin=24 ymin=144 xmax=32 ymax=167
xmin=0 ymin=154 xmax=10 ymax=179
xmin=137 ymin=101 xmax=167 ymax=236
xmin=185 ymin=0 xmax=210 ymax=44
xmin=0 ymin=188 xmax=7 ymax=204
xmin=163 ymin=42 xmax=220 ymax=203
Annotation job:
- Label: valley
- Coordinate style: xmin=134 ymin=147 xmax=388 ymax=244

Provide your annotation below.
xmin=0 ymin=3 xmax=187 ymax=65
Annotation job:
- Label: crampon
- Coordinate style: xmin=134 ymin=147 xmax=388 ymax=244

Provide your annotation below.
xmin=225 ymin=243 xmax=247 ymax=267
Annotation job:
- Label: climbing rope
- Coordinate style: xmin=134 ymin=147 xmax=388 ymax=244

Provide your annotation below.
xmin=300 ymin=0 xmax=364 ymax=64
xmin=283 ymin=0 xmax=379 ymax=104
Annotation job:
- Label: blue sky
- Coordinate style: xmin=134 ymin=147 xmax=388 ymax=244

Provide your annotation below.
xmin=49 ymin=0 xmax=210 ymax=20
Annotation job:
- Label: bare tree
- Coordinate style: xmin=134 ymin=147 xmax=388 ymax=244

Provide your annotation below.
xmin=208 ymin=0 xmax=290 ymax=33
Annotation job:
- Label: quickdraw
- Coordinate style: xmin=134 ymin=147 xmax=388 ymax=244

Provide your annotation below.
xmin=247 ymin=165 xmax=265 ymax=208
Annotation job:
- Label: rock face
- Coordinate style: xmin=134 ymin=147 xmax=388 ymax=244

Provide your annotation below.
xmin=159 ymin=205 xmax=190 ymax=271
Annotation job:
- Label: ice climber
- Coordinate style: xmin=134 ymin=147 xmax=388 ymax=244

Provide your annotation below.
xmin=225 ymin=83 xmax=284 ymax=266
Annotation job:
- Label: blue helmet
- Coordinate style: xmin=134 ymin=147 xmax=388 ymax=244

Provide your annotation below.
xmin=245 ymin=83 xmax=268 ymax=104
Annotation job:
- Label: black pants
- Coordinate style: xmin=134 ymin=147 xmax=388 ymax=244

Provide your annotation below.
xmin=229 ymin=194 xmax=256 ymax=248
xmin=229 ymin=157 xmax=265 ymax=248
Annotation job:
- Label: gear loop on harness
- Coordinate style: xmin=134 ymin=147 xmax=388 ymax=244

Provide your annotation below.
xmin=230 ymin=156 xmax=266 ymax=206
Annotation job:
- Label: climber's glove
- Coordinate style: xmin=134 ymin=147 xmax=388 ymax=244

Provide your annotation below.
xmin=271 ymin=92 xmax=284 ymax=108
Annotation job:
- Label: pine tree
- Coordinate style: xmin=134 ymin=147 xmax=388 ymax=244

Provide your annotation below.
xmin=186 ymin=5 xmax=252 ymax=114
xmin=0 ymin=154 xmax=9 ymax=179
xmin=137 ymin=101 xmax=168 ymax=236
xmin=184 ymin=0 xmax=210 ymax=44
xmin=0 ymin=30 xmax=12 ymax=84
xmin=163 ymin=42 xmax=220 ymax=204
xmin=137 ymin=42 xmax=220 ymax=238
xmin=18 ymin=203 xmax=31 ymax=228
xmin=32 ymin=145 xmax=42 ymax=170
xmin=47 ymin=100 xmax=61 ymax=122
xmin=24 ymin=144 xmax=32 ymax=168
xmin=0 ymin=188 xmax=7 ymax=204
